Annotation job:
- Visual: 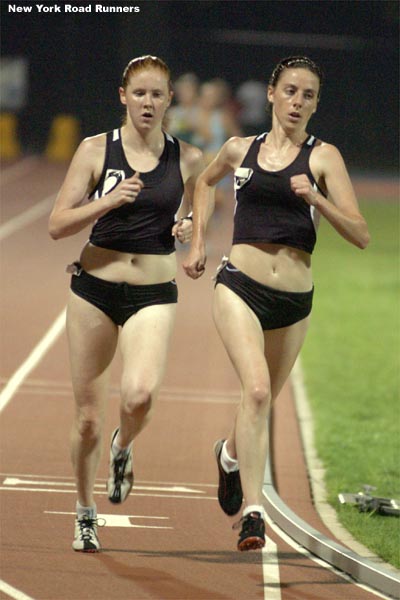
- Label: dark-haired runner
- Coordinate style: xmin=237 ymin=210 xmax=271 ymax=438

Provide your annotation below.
xmin=184 ymin=56 xmax=370 ymax=551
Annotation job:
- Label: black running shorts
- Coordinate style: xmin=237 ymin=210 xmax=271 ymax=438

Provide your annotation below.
xmin=215 ymin=262 xmax=313 ymax=330
xmin=70 ymin=265 xmax=178 ymax=327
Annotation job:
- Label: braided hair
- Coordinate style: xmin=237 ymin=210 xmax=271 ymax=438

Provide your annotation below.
xmin=269 ymin=56 xmax=323 ymax=100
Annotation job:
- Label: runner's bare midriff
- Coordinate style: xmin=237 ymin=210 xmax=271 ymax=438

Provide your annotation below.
xmin=229 ymin=243 xmax=312 ymax=292
xmin=79 ymin=242 xmax=177 ymax=285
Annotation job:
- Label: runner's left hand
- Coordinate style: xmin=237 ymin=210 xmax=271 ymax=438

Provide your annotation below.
xmin=172 ymin=217 xmax=193 ymax=244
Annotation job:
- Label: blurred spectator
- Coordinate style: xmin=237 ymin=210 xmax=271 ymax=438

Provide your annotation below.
xmin=192 ymin=78 xmax=242 ymax=210
xmin=193 ymin=78 xmax=242 ymax=164
xmin=167 ymin=72 xmax=200 ymax=144
xmin=236 ymin=80 xmax=268 ymax=136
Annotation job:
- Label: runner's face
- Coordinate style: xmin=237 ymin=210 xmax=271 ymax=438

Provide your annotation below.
xmin=120 ymin=68 xmax=172 ymax=130
xmin=268 ymin=68 xmax=319 ymax=130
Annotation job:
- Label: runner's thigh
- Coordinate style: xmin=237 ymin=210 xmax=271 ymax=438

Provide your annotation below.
xmin=66 ymin=290 xmax=119 ymax=405
xmin=119 ymin=303 xmax=177 ymax=391
xmin=264 ymin=316 xmax=310 ymax=401
xmin=213 ymin=284 xmax=269 ymax=390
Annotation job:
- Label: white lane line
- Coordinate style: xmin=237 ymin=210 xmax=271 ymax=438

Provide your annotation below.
xmin=3 ymin=477 xmax=204 ymax=494
xmin=0 ymin=580 xmax=36 ymax=600
xmin=0 ymin=309 xmax=66 ymax=413
xmin=263 ymin=511 xmax=391 ymax=600
xmin=0 ymin=472 xmax=218 ymax=488
xmin=0 ymin=193 xmax=56 ymax=241
xmin=262 ymin=537 xmax=282 ymax=600
xmin=45 ymin=511 xmax=173 ymax=529
xmin=0 ymin=487 xmax=216 ymax=501
xmin=46 ymin=510 xmax=169 ymax=520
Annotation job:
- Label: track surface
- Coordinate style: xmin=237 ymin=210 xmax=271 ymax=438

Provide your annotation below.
xmin=0 ymin=158 xmax=386 ymax=599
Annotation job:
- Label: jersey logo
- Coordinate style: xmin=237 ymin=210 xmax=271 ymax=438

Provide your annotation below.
xmin=234 ymin=167 xmax=253 ymax=190
xmin=102 ymin=169 xmax=125 ymax=195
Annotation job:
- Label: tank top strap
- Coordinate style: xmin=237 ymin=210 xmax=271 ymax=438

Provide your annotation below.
xmin=241 ymin=131 xmax=268 ymax=166
xmin=106 ymin=128 xmax=119 ymax=164
xmin=88 ymin=129 xmax=117 ymax=199
xmin=299 ymin=134 xmax=318 ymax=157
xmin=291 ymin=134 xmax=326 ymax=197
xmin=109 ymin=128 xmax=135 ymax=176
xmin=288 ymin=134 xmax=318 ymax=172
xmin=164 ymin=131 xmax=181 ymax=162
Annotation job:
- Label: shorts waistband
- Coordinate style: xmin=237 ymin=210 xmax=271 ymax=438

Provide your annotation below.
xmin=67 ymin=262 xmax=176 ymax=290
xmin=224 ymin=262 xmax=313 ymax=297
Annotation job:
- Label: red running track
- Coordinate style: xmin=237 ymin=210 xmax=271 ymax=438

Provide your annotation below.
xmin=0 ymin=157 xmax=386 ymax=600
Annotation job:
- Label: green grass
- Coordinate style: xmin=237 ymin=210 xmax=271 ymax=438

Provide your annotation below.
xmin=300 ymin=200 xmax=400 ymax=568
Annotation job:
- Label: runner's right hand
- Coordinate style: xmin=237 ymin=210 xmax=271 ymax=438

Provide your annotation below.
xmin=107 ymin=172 xmax=144 ymax=208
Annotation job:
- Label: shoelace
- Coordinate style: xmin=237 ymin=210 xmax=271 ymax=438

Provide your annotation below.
xmin=113 ymin=453 xmax=130 ymax=484
xmin=232 ymin=512 xmax=262 ymax=531
xmin=77 ymin=516 xmax=106 ymax=540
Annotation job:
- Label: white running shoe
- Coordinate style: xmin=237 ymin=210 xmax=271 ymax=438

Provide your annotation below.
xmin=107 ymin=428 xmax=134 ymax=504
xmin=72 ymin=513 xmax=102 ymax=552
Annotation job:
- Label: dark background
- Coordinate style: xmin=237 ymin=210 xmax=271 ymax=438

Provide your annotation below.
xmin=1 ymin=0 xmax=398 ymax=173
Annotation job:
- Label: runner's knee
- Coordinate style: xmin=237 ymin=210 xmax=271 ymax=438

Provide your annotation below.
xmin=121 ymin=383 xmax=154 ymax=417
xmin=244 ymin=384 xmax=271 ymax=414
xmin=75 ymin=411 xmax=102 ymax=442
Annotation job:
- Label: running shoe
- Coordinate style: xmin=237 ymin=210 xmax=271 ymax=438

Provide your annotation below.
xmin=214 ymin=439 xmax=243 ymax=516
xmin=235 ymin=511 xmax=266 ymax=551
xmin=107 ymin=428 xmax=134 ymax=504
xmin=72 ymin=514 xmax=102 ymax=552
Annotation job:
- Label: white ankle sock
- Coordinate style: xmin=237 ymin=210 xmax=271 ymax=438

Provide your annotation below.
xmin=243 ymin=504 xmax=264 ymax=518
xmin=112 ymin=432 xmax=132 ymax=457
xmin=220 ymin=440 xmax=239 ymax=473
xmin=76 ymin=501 xmax=96 ymax=519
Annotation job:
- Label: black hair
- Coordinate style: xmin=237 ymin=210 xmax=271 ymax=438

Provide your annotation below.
xmin=269 ymin=56 xmax=323 ymax=100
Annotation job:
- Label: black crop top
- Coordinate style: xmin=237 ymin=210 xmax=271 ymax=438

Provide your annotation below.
xmin=89 ymin=129 xmax=184 ymax=254
xmin=233 ymin=132 xmax=325 ymax=254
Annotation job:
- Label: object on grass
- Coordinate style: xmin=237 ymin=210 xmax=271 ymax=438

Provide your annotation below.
xmin=338 ymin=485 xmax=400 ymax=516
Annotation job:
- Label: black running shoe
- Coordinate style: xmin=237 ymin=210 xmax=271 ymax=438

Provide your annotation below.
xmin=235 ymin=511 xmax=266 ymax=551
xmin=107 ymin=428 xmax=134 ymax=504
xmin=214 ymin=439 xmax=243 ymax=516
